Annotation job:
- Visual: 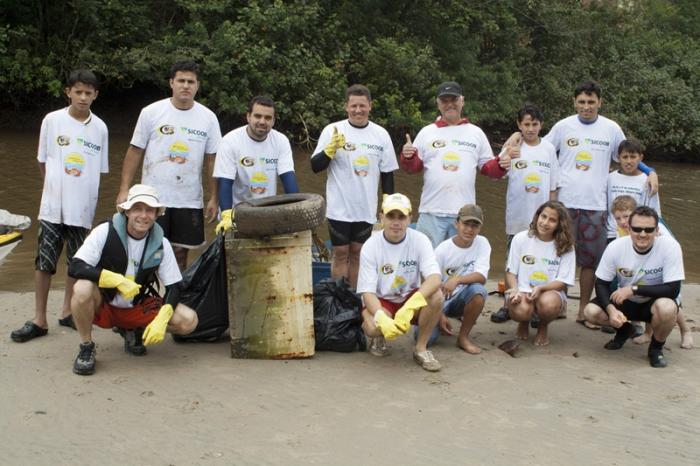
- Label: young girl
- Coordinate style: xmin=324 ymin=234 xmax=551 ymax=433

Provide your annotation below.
xmin=505 ymin=201 xmax=576 ymax=346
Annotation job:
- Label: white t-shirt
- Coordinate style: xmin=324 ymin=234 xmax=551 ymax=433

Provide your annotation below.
xmin=131 ymin=99 xmax=222 ymax=208
xmin=414 ymin=122 xmax=493 ymax=216
xmin=312 ymin=120 xmax=398 ymax=223
xmin=74 ymin=222 xmax=182 ymax=308
xmin=506 ymin=230 xmax=576 ymax=293
xmin=357 ymin=229 xmax=440 ymax=303
xmin=544 ymin=115 xmax=625 ymax=211
xmin=606 ymin=171 xmax=661 ymax=238
xmin=596 ymin=235 xmax=684 ymax=303
xmin=213 ymin=126 xmax=294 ymax=206
xmin=505 ymin=140 xmax=560 ymax=235
xmin=435 ymin=235 xmax=491 ymax=300
xmin=37 ymin=108 xmax=109 ymax=228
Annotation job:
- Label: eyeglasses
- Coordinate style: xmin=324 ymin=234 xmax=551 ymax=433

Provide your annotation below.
xmin=630 ymin=226 xmax=656 ymax=234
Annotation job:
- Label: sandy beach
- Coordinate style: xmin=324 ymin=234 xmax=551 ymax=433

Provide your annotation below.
xmin=1 ymin=281 xmax=699 ymax=466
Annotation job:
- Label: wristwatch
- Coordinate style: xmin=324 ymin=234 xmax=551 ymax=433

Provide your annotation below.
xmin=631 ymin=285 xmax=638 ymax=294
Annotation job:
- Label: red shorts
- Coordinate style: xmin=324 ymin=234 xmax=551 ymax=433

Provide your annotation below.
xmin=366 ymin=290 xmax=420 ymax=325
xmin=93 ymin=296 xmax=162 ymax=330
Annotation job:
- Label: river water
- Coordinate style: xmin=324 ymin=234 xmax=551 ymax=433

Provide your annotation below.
xmin=1 ymin=128 xmax=698 ymax=291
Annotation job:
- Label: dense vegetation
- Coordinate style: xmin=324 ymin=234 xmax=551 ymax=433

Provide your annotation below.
xmin=1 ymin=0 xmax=699 ymax=156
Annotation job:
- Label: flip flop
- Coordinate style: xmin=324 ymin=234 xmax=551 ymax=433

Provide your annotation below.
xmin=576 ymin=319 xmax=600 ymax=330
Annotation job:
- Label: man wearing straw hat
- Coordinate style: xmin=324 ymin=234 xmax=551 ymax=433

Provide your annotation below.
xmin=68 ymin=184 xmax=197 ymax=375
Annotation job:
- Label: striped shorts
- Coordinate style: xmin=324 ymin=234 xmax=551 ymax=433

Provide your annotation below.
xmin=35 ymin=220 xmax=89 ymax=274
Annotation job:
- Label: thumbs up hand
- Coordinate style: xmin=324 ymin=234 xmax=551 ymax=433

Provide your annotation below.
xmin=402 ymin=133 xmax=417 ymax=159
xmin=323 ymin=126 xmax=346 ymax=159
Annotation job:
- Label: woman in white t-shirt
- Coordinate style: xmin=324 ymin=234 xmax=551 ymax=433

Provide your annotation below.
xmin=505 ymin=201 xmax=576 ymax=346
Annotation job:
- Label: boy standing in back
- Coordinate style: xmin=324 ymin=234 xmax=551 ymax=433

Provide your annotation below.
xmin=11 ymin=69 xmax=109 ymax=342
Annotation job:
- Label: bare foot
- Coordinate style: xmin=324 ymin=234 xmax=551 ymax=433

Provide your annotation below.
xmin=458 ymin=337 xmax=482 ymax=354
xmin=534 ymin=327 xmax=549 ymax=346
xmin=681 ymin=333 xmax=694 ymax=349
xmin=633 ymin=333 xmax=651 ymax=345
xmin=516 ymin=322 xmax=529 ymax=340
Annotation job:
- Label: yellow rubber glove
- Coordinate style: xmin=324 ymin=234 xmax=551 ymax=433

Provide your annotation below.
xmin=142 ymin=304 xmax=174 ymax=346
xmin=215 ymin=209 xmax=234 ymax=234
xmin=98 ymin=269 xmax=141 ymax=300
xmin=394 ymin=292 xmax=428 ymax=333
xmin=373 ymin=310 xmax=402 ymax=340
xmin=323 ymin=126 xmax=346 ymax=159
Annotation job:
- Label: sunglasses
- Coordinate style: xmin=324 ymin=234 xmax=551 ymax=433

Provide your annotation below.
xmin=630 ymin=226 xmax=656 ymax=234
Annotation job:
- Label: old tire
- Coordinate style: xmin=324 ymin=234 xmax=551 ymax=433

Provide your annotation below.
xmin=235 ymin=193 xmax=326 ymax=237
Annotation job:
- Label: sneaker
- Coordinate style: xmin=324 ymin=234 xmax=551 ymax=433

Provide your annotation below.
xmin=490 ymin=306 xmax=510 ymax=323
xmin=604 ymin=323 xmax=635 ymax=350
xmin=368 ymin=336 xmax=388 ymax=357
xmin=119 ymin=328 xmax=147 ymax=356
xmin=648 ymin=348 xmax=668 ymax=368
xmin=413 ymin=350 xmax=441 ymax=372
xmin=73 ymin=341 xmax=96 ymax=375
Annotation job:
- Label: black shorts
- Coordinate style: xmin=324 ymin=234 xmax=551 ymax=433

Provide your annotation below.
xmin=35 ymin=220 xmax=89 ymax=274
xmin=590 ymin=296 xmax=678 ymax=323
xmin=327 ymin=219 xmax=373 ymax=246
xmin=156 ymin=207 xmax=205 ymax=248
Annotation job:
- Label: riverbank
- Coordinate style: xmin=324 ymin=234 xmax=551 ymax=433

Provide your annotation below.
xmin=2 ymin=282 xmax=698 ymax=465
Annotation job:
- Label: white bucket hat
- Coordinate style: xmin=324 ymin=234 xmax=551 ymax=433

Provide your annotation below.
xmin=117 ymin=184 xmax=166 ymax=216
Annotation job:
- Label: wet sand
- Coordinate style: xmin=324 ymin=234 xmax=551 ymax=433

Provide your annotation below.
xmin=2 ymin=281 xmax=699 ymax=465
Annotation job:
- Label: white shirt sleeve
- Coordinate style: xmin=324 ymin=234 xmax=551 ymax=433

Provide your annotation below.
xmin=130 ymin=108 xmax=150 ymax=149
xmin=37 ymin=116 xmax=49 ymax=163
xmin=356 ymin=241 xmax=379 ymax=295
xmin=100 ymin=125 xmax=109 ymax=173
xmin=476 ymin=129 xmax=494 ymax=169
xmin=379 ymin=130 xmax=398 ymax=172
xmin=595 ymin=242 xmax=618 ymax=281
xmin=554 ymin=248 xmax=576 ymax=286
xmin=418 ymin=235 xmax=441 ymax=279
xmin=73 ymin=223 xmax=110 ymax=266
xmin=157 ymin=237 xmax=183 ymax=286
xmin=506 ymin=233 xmax=522 ymax=275
xmin=474 ymin=238 xmax=491 ymax=280
xmin=277 ymin=135 xmax=295 ymax=175
xmin=312 ymin=125 xmax=332 ymax=156
xmin=610 ymin=124 xmax=625 ymax=163
xmin=212 ymin=138 xmax=239 ymax=180
xmin=204 ymin=114 xmax=222 ymax=155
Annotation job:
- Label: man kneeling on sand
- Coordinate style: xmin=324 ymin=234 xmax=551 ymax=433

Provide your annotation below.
xmin=356 ymin=193 xmax=444 ymax=371
xmin=583 ymin=206 xmax=684 ymax=368
xmin=68 ymin=184 xmax=197 ymax=375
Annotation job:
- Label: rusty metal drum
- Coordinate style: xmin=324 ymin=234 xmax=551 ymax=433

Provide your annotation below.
xmin=225 ymin=230 xmax=315 ymax=359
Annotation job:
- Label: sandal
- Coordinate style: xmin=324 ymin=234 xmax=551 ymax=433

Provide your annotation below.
xmin=11 ymin=321 xmax=48 ymax=342
xmin=58 ymin=315 xmax=77 ymax=330
xmin=576 ymin=319 xmax=600 ymax=330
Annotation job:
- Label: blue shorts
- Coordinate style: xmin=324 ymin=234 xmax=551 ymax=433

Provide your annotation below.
xmin=414 ymin=283 xmax=488 ymax=346
xmin=416 ymin=213 xmax=457 ymax=248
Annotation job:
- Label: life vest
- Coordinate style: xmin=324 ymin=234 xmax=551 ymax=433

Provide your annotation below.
xmin=98 ymin=213 xmax=165 ymax=303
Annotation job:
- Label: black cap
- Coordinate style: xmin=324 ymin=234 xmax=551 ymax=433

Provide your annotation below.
xmin=437 ymin=81 xmax=462 ymax=98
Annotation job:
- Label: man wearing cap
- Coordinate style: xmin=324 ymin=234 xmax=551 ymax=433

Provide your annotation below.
xmin=311 ymin=84 xmax=398 ymax=287
xmin=116 ymin=60 xmax=222 ymax=271
xmin=401 ymin=81 xmax=508 ymax=247
xmin=428 ymin=204 xmax=491 ymax=354
xmin=68 ymin=184 xmax=198 ymax=375
xmin=356 ymin=193 xmax=444 ymax=371
xmin=214 ymin=96 xmax=299 ymax=234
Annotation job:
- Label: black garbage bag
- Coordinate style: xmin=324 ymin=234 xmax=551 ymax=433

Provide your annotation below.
xmin=313 ymin=277 xmax=366 ymax=352
xmin=172 ymin=234 xmax=229 ymax=342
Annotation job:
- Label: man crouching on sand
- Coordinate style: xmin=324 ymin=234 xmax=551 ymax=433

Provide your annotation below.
xmin=68 ymin=184 xmax=197 ymax=375
xmin=356 ymin=193 xmax=444 ymax=371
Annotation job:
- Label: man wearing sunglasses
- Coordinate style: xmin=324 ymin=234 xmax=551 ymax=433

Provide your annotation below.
xmin=582 ymin=206 xmax=684 ymax=367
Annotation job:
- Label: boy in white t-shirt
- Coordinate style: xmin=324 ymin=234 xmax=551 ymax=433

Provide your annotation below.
xmin=356 ymin=194 xmax=444 ymax=372
xmin=491 ymin=104 xmax=560 ymax=324
xmin=11 ymin=69 xmax=109 ymax=343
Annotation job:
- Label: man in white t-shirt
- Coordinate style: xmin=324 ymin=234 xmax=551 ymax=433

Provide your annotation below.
xmin=583 ymin=207 xmax=684 ymax=368
xmin=68 ymin=184 xmax=198 ymax=375
xmin=356 ymin=194 xmax=443 ymax=372
xmin=117 ymin=60 xmax=222 ymax=271
xmin=213 ymin=96 xmax=298 ymax=233
xmin=400 ymin=81 xmax=509 ymax=247
xmin=11 ymin=69 xmax=108 ymax=344
xmin=429 ymin=204 xmax=491 ymax=354
xmin=311 ymin=84 xmax=398 ymax=287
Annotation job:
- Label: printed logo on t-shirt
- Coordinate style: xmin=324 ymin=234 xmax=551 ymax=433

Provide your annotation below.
xmin=359 ymin=143 xmax=384 ymax=153
xmin=56 ymin=135 xmax=70 ymax=146
xmin=249 ymin=172 xmax=269 ymax=194
xmin=445 ymin=267 xmax=457 ymax=276
xmin=77 ymin=137 xmax=101 ymax=155
xmin=391 ymin=275 xmax=407 ymax=292
xmin=179 ymin=126 xmax=208 ymax=140
xmin=521 ymin=255 xmax=536 ymax=265
xmin=513 ymin=159 xmax=528 ymax=170
xmin=353 ymin=155 xmax=369 ymax=177
xmin=442 ymin=152 xmax=460 ymax=171
xmin=381 ymin=264 xmax=394 ymax=274
xmin=431 ymin=139 xmax=446 ymax=149
xmin=158 ymin=125 xmax=175 ymax=135
xmin=524 ymin=173 xmax=542 ymax=193
xmin=64 ymin=153 xmax=85 ymax=177
xmin=617 ymin=267 xmax=634 ymax=278
xmin=240 ymin=156 xmax=255 ymax=167
xmin=584 ymin=137 xmax=610 ymax=148
xmin=259 ymin=156 xmax=278 ymax=167
xmin=168 ymin=141 xmax=189 ymax=164
xmin=575 ymin=151 xmax=592 ymax=171
xmin=566 ymin=138 xmax=579 ymax=147
xmin=343 ymin=142 xmax=356 ymax=151
xmin=529 ymin=271 xmax=548 ymax=287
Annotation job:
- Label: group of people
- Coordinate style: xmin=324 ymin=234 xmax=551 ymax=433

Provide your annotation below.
xmin=8 ymin=59 xmax=688 ymax=375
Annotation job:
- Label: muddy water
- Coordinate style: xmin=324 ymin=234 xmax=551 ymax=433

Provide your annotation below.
xmin=1 ymin=128 xmax=698 ymax=291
